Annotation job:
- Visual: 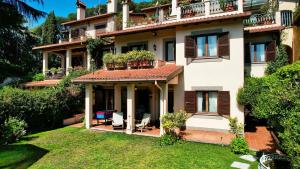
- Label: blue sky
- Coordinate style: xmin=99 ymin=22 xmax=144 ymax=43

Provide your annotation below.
xmin=27 ymin=0 xmax=149 ymax=28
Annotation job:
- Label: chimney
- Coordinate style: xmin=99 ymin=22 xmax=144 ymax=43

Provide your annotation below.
xmin=76 ymin=0 xmax=86 ymax=20
xmin=122 ymin=0 xmax=129 ymax=29
xmin=107 ymin=0 xmax=117 ymax=13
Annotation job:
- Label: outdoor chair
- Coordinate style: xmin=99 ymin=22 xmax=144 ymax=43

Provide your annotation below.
xmin=135 ymin=113 xmax=151 ymax=132
xmin=112 ymin=112 xmax=124 ymax=129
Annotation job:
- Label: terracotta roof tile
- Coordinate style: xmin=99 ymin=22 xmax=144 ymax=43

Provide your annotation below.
xmin=23 ymin=80 xmax=60 ymax=87
xmin=73 ymin=64 xmax=183 ymax=83
xmin=32 ymin=39 xmax=86 ymax=50
xmin=244 ymin=25 xmax=284 ymax=33
xmin=97 ymin=12 xmax=251 ymax=37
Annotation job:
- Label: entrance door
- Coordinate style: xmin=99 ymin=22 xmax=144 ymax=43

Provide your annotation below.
xmin=135 ymin=89 xmax=150 ymax=120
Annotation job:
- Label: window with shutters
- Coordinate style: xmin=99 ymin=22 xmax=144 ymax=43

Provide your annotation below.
xmin=196 ymin=91 xmax=218 ymax=113
xmin=196 ymin=35 xmax=218 ymax=58
xmin=250 ymin=43 xmax=266 ymax=63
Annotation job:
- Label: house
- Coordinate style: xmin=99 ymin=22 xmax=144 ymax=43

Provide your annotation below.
xmin=33 ymin=0 xmax=298 ymax=136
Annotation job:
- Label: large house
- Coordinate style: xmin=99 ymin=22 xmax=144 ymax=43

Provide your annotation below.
xmin=33 ymin=0 xmax=299 ymax=136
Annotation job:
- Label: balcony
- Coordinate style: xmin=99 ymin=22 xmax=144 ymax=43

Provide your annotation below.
xmin=59 ymin=28 xmax=87 ymax=43
xmin=180 ymin=0 xmax=238 ymax=18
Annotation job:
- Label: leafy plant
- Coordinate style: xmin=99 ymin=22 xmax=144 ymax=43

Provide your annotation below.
xmin=229 ymin=117 xmax=244 ymax=137
xmin=138 ymin=50 xmax=156 ymax=61
xmin=32 ymin=73 xmax=45 ymax=81
xmin=158 ymin=132 xmax=181 ymax=146
xmin=265 ymin=44 xmax=289 ymax=75
xmin=230 ymin=137 xmax=249 ymax=154
xmin=103 ymin=53 xmax=115 ymax=64
xmin=0 ymin=116 xmax=27 ymax=144
xmin=161 ymin=110 xmax=187 ymax=133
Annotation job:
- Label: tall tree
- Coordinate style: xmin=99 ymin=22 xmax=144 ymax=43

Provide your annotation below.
xmin=2 ymin=0 xmax=46 ymax=21
xmin=42 ymin=11 xmax=59 ymax=45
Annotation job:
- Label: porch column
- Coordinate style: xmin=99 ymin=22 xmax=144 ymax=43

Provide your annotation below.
xmin=126 ymin=84 xmax=135 ymax=134
xmin=160 ymin=83 xmax=168 ymax=136
xmin=122 ymin=0 xmax=129 ymax=29
xmin=87 ymin=49 xmax=91 ymax=71
xmin=238 ymin=0 xmax=243 ymax=12
xmin=171 ymin=0 xmax=178 ymax=16
xmin=85 ymin=84 xmax=93 ymax=129
xmin=83 ymin=52 xmax=87 ymax=69
xmin=204 ymin=0 xmax=210 ymax=16
xmin=114 ymin=85 xmax=121 ymax=112
xmin=42 ymin=52 xmax=48 ymax=76
xmin=66 ymin=49 xmax=72 ymax=75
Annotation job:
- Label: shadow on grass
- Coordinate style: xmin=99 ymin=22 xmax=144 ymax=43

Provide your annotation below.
xmin=0 ymin=144 xmax=48 ymax=169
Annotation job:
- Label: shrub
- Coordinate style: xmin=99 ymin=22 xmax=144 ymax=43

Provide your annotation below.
xmin=161 ymin=110 xmax=187 ymax=133
xmin=103 ymin=53 xmax=115 ymax=64
xmin=229 ymin=117 xmax=244 ymax=136
xmin=138 ymin=50 xmax=156 ymax=61
xmin=32 ymin=73 xmax=44 ymax=81
xmin=0 ymin=117 xmax=27 ymax=144
xmin=159 ymin=133 xmax=180 ymax=146
xmin=230 ymin=137 xmax=249 ymax=154
xmin=265 ymin=44 xmax=289 ymax=75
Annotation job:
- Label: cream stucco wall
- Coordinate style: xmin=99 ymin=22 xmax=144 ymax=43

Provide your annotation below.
xmin=175 ymin=21 xmax=245 ymax=131
xmin=245 ymin=64 xmax=267 ymax=77
xmin=279 ymin=0 xmax=298 ymax=11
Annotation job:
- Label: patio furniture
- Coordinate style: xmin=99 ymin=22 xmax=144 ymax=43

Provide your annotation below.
xmin=95 ymin=110 xmax=113 ymax=125
xmin=135 ymin=113 xmax=151 ymax=132
xmin=112 ymin=112 xmax=124 ymax=129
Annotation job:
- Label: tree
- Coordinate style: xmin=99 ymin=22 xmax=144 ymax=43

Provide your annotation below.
xmin=265 ymin=44 xmax=289 ymax=75
xmin=42 ymin=11 xmax=59 ymax=45
xmin=1 ymin=0 xmax=46 ymax=21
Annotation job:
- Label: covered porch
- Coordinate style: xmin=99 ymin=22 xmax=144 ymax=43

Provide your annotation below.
xmin=73 ymin=63 xmax=183 ymax=136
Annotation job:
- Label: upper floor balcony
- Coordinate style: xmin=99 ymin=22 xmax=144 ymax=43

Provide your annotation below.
xmin=59 ymin=28 xmax=87 ymax=43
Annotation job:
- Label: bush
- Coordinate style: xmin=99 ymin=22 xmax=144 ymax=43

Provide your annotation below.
xmin=0 ymin=117 xmax=27 ymax=144
xmin=229 ymin=117 xmax=244 ymax=136
xmin=161 ymin=110 xmax=187 ymax=133
xmin=265 ymin=44 xmax=289 ymax=75
xmin=32 ymin=73 xmax=45 ymax=81
xmin=159 ymin=133 xmax=180 ymax=146
xmin=103 ymin=50 xmax=157 ymax=65
xmin=230 ymin=137 xmax=249 ymax=154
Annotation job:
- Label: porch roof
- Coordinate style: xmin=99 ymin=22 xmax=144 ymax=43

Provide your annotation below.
xmin=32 ymin=39 xmax=86 ymax=51
xmin=72 ymin=64 xmax=183 ymax=83
xmin=244 ymin=25 xmax=285 ymax=33
xmin=22 ymin=80 xmax=60 ymax=88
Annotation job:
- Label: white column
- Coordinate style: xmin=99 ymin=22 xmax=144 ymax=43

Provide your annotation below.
xmin=85 ymin=84 xmax=93 ymax=129
xmin=66 ymin=49 xmax=72 ymax=75
xmin=107 ymin=0 xmax=117 ymax=13
xmin=114 ymin=85 xmax=122 ymax=112
xmin=126 ymin=84 xmax=135 ymax=134
xmin=204 ymin=0 xmax=210 ymax=16
xmin=238 ymin=0 xmax=243 ymax=12
xmin=275 ymin=11 xmax=282 ymax=26
xmin=176 ymin=7 xmax=181 ymax=20
xmin=171 ymin=0 xmax=178 ymax=16
xmin=122 ymin=0 xmax=129 ymax=29
xmin=69 ymin=29 xmax=72 ymax=42
xmin=159 ymin=8 xmax=164 ymax=22
xmin=87 ymin=50 xmax=91 ymax=71
xmin=159 ymin=83 xmax=168 ymax=136
xmin=42 ymin=52 xmax=48 ymax=76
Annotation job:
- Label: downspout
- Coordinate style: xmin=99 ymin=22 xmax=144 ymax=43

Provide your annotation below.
xmin=155 ymin=80 xmax=164 ymax=135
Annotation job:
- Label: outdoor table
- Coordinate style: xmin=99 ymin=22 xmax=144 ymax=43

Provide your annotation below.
xmin=95 ymin=110 xmax=114 ymax=125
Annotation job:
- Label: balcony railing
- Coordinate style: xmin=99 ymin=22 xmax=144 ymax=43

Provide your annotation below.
xmin=281 ymin=10 xmax=293 ymax=26
xmin=180 ymin=0 xmax=238 ymax=18
xmin=181 ymin=2 xmax=205 ymax=18
xmin=243 ymin=13 xmax=275 ymax=26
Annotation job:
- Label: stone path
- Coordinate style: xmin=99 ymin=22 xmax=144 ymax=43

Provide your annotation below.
xmin=230 ymin=154 xmax=257 ymax=169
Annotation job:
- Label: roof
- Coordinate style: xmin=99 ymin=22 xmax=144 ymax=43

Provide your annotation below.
xmin=62 ymin=13 xmax=115 ymax=26
xmin=32 ymin=39 xmax=86 ymax=51
xmin=73 ymin=64 xmax=183 ymax=83
xmin=23 ymin=80 xmax=60 ymax=88
xmin=244 ymin=25 xmax=284 ymax=33
xmin=97 ymin=12 xmax=251 ymax=37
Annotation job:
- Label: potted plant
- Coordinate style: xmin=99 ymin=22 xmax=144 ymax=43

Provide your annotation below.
xmin=139 ymin=50 xmax=156 ymax=68
xmin=161 ymin=110 xmax=188 ymax=136
xmin=114 ymin=54 xmax=127 ymax=70
xmin=127 ymin=50 xmax=140 ymax=69
xmin=219 ymin=0 xmax=235 ymax=12
xmin=103 ymin=53 xmax=115 ymax=70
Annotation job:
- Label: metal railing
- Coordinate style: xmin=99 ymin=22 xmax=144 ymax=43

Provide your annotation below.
xmin=210 ymin=0 xmax=237 ymax=14
xmin=181 ymin=2 xmax=205 ymax=18
xmin=281 ymin=10 xmax=293 ymax=26
xmin=243 ymin=13 xmax=275 ymax=26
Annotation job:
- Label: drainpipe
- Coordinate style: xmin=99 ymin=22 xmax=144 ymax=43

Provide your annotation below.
xmin=155 ymin=80 xmax=165 ymax=136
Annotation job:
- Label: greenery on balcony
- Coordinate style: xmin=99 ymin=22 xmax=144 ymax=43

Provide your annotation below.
xmin=103 ymin=50 xmax=156 ymax=70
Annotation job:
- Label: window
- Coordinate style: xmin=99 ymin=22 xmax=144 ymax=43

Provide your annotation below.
xmin=129 ymin=43 xmax=147 ymax=51
xmin=196 ymin=91 xmax=218 ymax=113
xmin=165 ymin=40 xmax=175 ymax=61
xmin=250 ymin=43 xmax=266 ymax=63
xmin=196 ymin=35 xmax=217 ymax=58
xmin=94 ymin=24 xmax=106 ymax=30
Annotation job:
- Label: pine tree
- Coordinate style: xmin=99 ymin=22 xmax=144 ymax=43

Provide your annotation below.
xmin=42 ymin=11 xmax=59 ymax=45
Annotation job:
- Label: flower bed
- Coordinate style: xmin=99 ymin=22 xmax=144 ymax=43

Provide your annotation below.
xmin=103 ymin=50 xmax=156 ymax=70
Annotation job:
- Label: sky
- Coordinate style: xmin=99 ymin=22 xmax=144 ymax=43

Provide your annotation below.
xmin=27 ymin=0 xmax=148 ymax=28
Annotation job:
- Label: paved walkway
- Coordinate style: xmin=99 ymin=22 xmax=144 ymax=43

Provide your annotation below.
xmin=245 ymin=126 xmax=277 ymax=152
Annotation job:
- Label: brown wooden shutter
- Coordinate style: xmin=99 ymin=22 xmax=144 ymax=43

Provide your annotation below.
xmin=217 ymin=91 xmax=230 ymax=116
xmin=185 ymin=36 xmax=196 ymax=58
xmin=218 ymin=32 xmax=230 ymax=59
xmin=266 ymin=41 xmax=276 ymax=62
xmin=245 ymin=43 xmax=251 ymax=63
xmin=121 ymin=46 xmax=129 ymax=53
xmin=184 ymin=91 xmax=196 ymax=113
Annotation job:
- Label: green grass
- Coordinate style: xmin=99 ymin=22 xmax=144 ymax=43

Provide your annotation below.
xmin=0 ymin=127 xmax=258 ymax=169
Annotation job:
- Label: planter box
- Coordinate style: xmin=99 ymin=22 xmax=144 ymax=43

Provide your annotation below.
xmin=114 ymin=63 xmax=127 ymax=70
xmin=139 ymin=60 xmax=154 ymax=68
xmin=63 ymin=113 xmax=84 ymax=126
xmin=106 ymin=63 xmax=115 ymax=70
xmin=128 ymin=60 xmax=140 ymax=69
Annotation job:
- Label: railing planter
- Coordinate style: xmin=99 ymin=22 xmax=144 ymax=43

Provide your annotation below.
xmin=106 ymin=63 xmax=115 ymax=70
xmin=139 ymin=60 xmax=154 ymax=68
xmin=128 ymin=60 xmax=139 ymax=69
xmin=114 ymin=62 xmax=127 ymax=70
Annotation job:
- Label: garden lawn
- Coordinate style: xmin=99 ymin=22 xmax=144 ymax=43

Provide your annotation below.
xmin=0 ymin=127 xmax=258 ymax=169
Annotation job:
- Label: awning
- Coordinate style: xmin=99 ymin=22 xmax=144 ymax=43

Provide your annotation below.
xmin=72 ymin=64 xmax=183 ymax=83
